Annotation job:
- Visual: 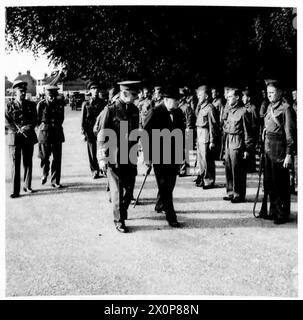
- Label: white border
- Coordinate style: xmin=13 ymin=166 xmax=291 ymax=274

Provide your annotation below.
xmin=0 ymin=0 xmax=301 ymax=301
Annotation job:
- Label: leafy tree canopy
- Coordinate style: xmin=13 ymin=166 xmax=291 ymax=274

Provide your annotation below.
xmin=5 ymin=6 xmax=297 ymax=89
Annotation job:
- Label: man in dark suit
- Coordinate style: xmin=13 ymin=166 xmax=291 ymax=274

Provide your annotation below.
xmin=5 ymin=80 xmax=38 ymax=198
xmin=143 ymin=86 xmax=186 ymax=227
xmin=36 ymin=85 xmax=65 ymax=188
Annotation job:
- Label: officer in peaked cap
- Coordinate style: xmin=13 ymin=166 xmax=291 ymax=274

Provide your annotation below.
xmin=37 ymin=82 xmax=65 ymax=188
xmin=12 ymin=79 xmax=28 ymax=89
xmin=81 ymin=80 xmax=107 ymax=179
xmin=143 ymin=85 xmax=185 ymax=228
xmin=258 ymin=80 xmax=296 ymax=224
xmin=97 ymin=80 xmax=141 ymax=233
xmin=5 ymin=80 xmax=38 ymax=198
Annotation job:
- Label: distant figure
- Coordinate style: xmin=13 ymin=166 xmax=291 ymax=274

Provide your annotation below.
xmin=37 ymin=85 xmax=65 ymax=188
xmin=5 ymin=80 xmax=38 ymax=198
xmin=152 ymin=85 xmax=164 ymax=107
xmin=138 ymin=87 xmax=154 ymax=128
xmin=178 ymin=87 xmax=196 ymax=176
xmin=81 ymin=80 xmax=107 ymax=179
xmin=242 ymin=88 xmax=259 ymax=173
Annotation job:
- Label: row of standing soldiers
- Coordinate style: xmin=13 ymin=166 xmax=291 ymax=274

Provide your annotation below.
xmin=6 ymin=78 xmax=297 ymax=232
xmin=81 ymin=80 xmax=296 ymax=231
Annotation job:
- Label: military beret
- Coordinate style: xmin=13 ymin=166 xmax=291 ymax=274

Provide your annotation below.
xmin=45 ymin=84 xmax=59 ymax=91
xmin=12 ymin=80 xmax=27 ymax=89
xmin=87 ymin=80 xmax=100 ymax=90
xmin=162 ymin=86 xmax=181 ymax=100
xmin=117 ymin=80 xmax=141 ymax=92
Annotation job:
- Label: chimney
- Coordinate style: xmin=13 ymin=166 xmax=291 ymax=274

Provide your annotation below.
xmin=18 ymin=72 xmax=21 ymax=76
xmin=44 ymin=73 xmax=48 ymax=78
xmin=27 ymin=70 xmax=30 ymax=75
xmin=5 ymin=76 xmax=7 ymax=80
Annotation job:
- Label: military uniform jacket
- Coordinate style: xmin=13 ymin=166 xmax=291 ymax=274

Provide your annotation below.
xmin=37 ymin=98 xmax=65 ymax=144
xmin=244 ymin=102 xmax=259 ymax=142
xmin=178 ymin=99 xmax=196 ymax=129
xmin=97 ymin=99 xmax=139 ymax=166
xmin=143 ymin=104 xmax=186 ymax=165
xmin=212 ymin=97 xmax=225 ymax=122
xmin=81 ymin=97 xmax=106 ymax=141
xmin=264 ymin=99 xmax=296 ymax=159
xmin=138 ymin=97 xmax=154 ymax=128
xmin=223 ymin=103 xmax=253 ymax=152
xmin=195 ymin=102 xmax=218 ymax=144
xmin=5 ymin=99 xmax=38 ymax=146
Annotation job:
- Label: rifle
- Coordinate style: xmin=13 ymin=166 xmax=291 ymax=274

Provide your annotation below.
xmin=133 ymin=165 xmax=152 ymax=208
xmin=253 ymin=142 xmax=264 ymax=218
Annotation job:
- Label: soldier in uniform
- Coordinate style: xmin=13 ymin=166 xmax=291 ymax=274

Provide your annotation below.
xmin=178 ymin=87 xmax=196 ymax=176
xmin=223 ymin=87 xmax=253 ymax=203
xmin=81 ymin=80 xmax=106 ymax=179
xmin=195 ymin=85 xmax=219 ymax=188
xmin=5 ymin=80 xmax=38 ymax=198
xmin=211 ymin=86 xmax=225 ymax=161
xmin=290 ymin=89 xmax=297 ymax=195
xmin=152 ymin=85 xmax=164 ymax=107
xmin=37 ymin=85 xmax=65 ymax=188
xmin=143 ymin=86 xmax=185 ymax=228
xmin=258 ymin=81 xmax=296 ymax=224
xmin=97 ymin=81 xmax=141 ymax=233
xmin=137 ymin=87 xmax=154 ymax=129
xmin=219 ymin=86 xmax=231 ymax=161
xmin=211 ymin=87 xmax=225 ymax=119
xmin=242 ymin=88 xmax=260 ymax=173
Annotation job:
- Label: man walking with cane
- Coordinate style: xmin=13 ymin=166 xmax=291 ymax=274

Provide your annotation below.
xmin=97 ymin=81 xmax=141 ymax=233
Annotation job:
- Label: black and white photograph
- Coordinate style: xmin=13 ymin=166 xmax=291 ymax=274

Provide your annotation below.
xmin=1 ymin=0 xmax=301 ymax=301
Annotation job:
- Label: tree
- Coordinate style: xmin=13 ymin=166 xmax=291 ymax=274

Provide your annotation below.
xmin=5 ymin=6 xmax=296 ymax=88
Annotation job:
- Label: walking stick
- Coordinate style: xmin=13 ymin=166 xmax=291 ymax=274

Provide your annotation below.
xmin=253 ymin=147 xmax=264 ymax=218
xmin=14 ymin=122 xmax=28 ymax=138
xmin=133 ymin=165 xmax=152 ymax=208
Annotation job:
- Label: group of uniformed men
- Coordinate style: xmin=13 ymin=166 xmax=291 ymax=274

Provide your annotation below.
xmin=5 ymin=78 xmax=297 ymax=233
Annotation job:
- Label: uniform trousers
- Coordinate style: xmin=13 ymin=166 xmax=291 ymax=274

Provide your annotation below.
xmin=263 ymin=135 xmax=290 ymax=219
xmin=87 ymin=139 xmax=99 ymax=174
xmin=9 ymin=142 xmax=34 ymax=195
xmin=106 ymin=165 xmax=137 ymax=223
xmin=225 ymin=135 xmax=247 ymax=199
xmin=153 ymin=164 xmax=178 ymax=219
xmin=196 ymin=131 xmax=216 ymax=186
xmin=38 ymin=143 xmax=62 ymax=185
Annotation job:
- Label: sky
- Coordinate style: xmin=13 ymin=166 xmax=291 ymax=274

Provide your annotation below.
xmin=4 ymin=50 xmax=56 ymax=82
